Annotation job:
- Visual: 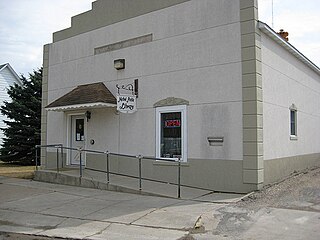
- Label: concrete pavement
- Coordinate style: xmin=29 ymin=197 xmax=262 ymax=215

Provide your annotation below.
xmin=0 ymin=175 xmax=319 ymax=239
xmin=0 ymin=176 xmax=223 ymax=239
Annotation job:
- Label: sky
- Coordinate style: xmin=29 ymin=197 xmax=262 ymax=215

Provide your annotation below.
xmin=0 ymin=0 xmax=319 ymax=77
xmin=0 ymin=0 xmax=92 ymax=76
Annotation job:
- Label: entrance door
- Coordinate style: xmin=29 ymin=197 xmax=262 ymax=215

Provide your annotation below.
xmin=70 ymin=115 xmax=86 ymax=165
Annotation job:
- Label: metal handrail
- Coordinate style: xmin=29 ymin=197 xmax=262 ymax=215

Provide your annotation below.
xmin=35 ymin=144 xmax=182 ymax=198
xmin=35 ymin=144 xmax=63 ymax=171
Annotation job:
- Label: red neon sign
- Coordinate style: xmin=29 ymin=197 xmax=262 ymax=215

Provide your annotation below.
xmin=164 ymin=119 xmax=181 ymax=128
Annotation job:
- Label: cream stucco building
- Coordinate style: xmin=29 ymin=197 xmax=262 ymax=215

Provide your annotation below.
xmin=41 ymin=0 xmax=320 ymax=193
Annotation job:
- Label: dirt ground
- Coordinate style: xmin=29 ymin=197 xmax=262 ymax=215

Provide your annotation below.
xmin=237 ymin=166 xmax=320 ymax=212
xmin=181 ymin=166 xmax=320 ymax=239
xmin=0 ymin=162 xmax=35 ymax=179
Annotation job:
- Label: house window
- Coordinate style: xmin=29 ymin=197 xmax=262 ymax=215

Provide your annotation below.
xmin=156 ymin=105 xmax=187 ymax=161
xmin=290 ymin=104 xmax=297 ymax=140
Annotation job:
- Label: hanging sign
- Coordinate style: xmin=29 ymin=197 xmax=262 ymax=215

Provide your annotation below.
xmin=117 ymin=95 xmax=137 ymax=113
xmin=115 ymin=80 xmax=138 ymax=114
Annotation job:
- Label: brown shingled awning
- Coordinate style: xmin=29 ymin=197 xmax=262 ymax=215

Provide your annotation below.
xmin=46 ymin=82 xmax=117 ymax=111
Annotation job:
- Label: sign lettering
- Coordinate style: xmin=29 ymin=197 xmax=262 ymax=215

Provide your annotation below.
xmin=165 ymin=119 xmax=181 ymax=128
xmin=117 ymin=95 xmax=137 ymax=113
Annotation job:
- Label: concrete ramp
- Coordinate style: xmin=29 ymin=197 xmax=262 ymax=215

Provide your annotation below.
xmin=34 ymin=170 xmax=246 ymax=202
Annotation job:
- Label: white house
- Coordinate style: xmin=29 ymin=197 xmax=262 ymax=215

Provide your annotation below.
xmin=0 ymin=63 xmax=22 ymax=146
xmin=41 ymin=0 xmax=320 ymax=193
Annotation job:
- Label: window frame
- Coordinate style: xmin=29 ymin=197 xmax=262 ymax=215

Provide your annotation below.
xmin=289 ymin=104 xmax=298 ymax=140
xmin=156 ymin=105 xmax=187 ymax=162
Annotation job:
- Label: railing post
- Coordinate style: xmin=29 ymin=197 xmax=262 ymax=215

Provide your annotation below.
xmin=178 ymin=157 xmax=181 ymax=198
xmin=79 ymin=148 xmax=83 ymax=178
xmin=138 ymin=155 xmax=142 ymax=191
xmin=56 ymin=147 xmax=59 ymax=173
xmin=61 ymin=145 xmax=64 ymax=169
xmin=106 ymin=151 xmax=110 ymax=184
xmin=35 ymin=146 xmax=38 ymax=171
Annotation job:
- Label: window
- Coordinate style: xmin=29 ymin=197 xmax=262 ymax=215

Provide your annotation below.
xmin=290 ymin=104 xmax=297 ymax=139
xmin=75 ymin=119 xmax=85 ymax=141
xmin=156 ymin=105 xmax=187 ymax=161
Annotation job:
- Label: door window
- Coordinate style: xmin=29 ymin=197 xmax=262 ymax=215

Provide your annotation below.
xmin=69 ymin=115 xmax=86 ymax=165
xmin=75 ymin=119 xmax=84 ymax=141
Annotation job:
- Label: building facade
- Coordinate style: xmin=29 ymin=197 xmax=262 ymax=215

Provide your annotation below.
xmin=42 ymin=0 xmax=320 ymax=193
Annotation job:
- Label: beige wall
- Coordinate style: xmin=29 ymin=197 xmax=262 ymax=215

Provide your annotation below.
xmin=264 ymin=153 xmax=320 ymax=184
xmin=261 ymin=32 xmax=320 ymax=160
xmin=43 ymin=0 xmax=320 ymax=193
xmin=260 ymin=19 xmax=320 ymax=184
xmin=85 ymin=153 xmax=253 ymax=193
xmin=46 ymin=0 xmax=244 ymax=161
xmin=53 ymin=0 xmax=191 ymax=42
xmin=42 ymin=0 xmax=252 ymax=193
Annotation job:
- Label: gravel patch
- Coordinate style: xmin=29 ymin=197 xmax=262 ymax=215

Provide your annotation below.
xmin=237 ymin=166 xmax=320 ymax=212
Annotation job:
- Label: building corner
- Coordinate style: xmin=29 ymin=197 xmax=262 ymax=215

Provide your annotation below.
xmin=40 ymin=44 xmax=50 ymax=168
xmin=240 ymin=0 xmax=264 ymax=190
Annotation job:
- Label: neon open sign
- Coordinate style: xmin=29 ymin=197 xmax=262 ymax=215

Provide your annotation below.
xmin=164 ymin=119 xmax=181 ymax=128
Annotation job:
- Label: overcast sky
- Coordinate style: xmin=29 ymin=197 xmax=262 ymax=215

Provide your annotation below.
xmin=0 ymin=0 xmax=319 ymax=77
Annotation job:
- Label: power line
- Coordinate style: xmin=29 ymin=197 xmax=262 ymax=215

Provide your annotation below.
xmin=272 ymin=0 xmax=274 ymax=28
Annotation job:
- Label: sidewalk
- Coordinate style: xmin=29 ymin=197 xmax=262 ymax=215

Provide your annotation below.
xmin=0 ymin=171 xmax=319 ymax=240
xmin=0 ymin=176 xmax=227 ymax=239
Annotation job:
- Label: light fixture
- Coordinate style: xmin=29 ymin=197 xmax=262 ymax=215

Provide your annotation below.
xmin=85 ymin=111 xmax=91 ymax=122
xmin=114 ymin=59 xmax=125 ymax=70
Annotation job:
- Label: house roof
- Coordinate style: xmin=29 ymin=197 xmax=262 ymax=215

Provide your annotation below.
xmin=46 ymin=82 xmax=117 ymax=111
xmin=0 ymin=63 xmax=22 ymax=84
xmin=258 ymin=21 xmax=320 ymax=75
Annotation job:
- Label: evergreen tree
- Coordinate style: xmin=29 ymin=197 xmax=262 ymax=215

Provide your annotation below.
xmin=0 ymin=68 xmax=42 ymax=165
